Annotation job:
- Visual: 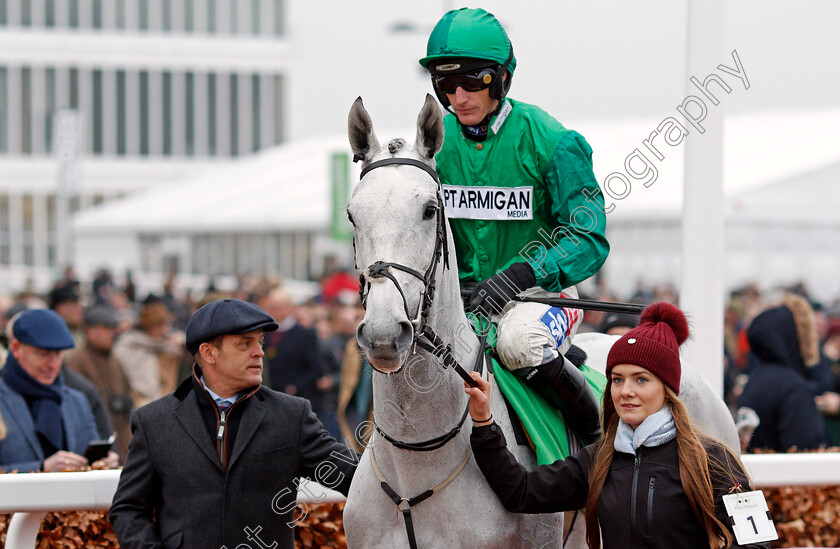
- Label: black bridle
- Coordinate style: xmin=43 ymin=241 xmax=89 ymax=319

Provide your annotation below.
xmin=354 ymin=156 xmax=484 ymax=452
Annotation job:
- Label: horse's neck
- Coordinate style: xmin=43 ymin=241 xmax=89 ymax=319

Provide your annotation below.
xmin=370 ymin=271 xmax=481 ymax=485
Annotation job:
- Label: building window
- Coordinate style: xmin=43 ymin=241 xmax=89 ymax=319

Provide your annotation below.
xmin=207 ymin=0 xmax=216 ymax=33
xmin=46 ymin=196 xmax=56 ymax=265
xmin=45 ymin=0 xmax=56 ymax=27
xmin=273 ymin=74 xmax=283 ymax=144
xmin=45 ymin=68 xmax=56 ymax=152
xmin=184 ymin=0 xmax=193 ymax=32
xmin=139 ymin=0 xmax=148 ymax=30
xmin=251 ymin=0 xmax=259 ymax=34
xmin=0 ymin=68 xmax=6 ymax=152
xmin=229 ymin=0 xmax=238 ymax=34
xmin=162 ymin=71 xmax=172 ymax=155
xmin=207 ymin=73 xmax=216 ymax=155
xmin=21 ymin=0 xmax=32 ymax=26
xmin=139 ymin=71 xmax=149 ymax=154
xmin=185 ymin=72 xmax=194 ymax=155
xmin=117 ymin=70 xmax=127 ymax=154
xmin=274 ymin=0 xmax=282 ymax=36
xmin=69 ymin=69 xmax=79 ymax=109
xmin=22 ymin=195 xmax=33 ymax=266
xmin=0 ymin=196 xmax=9 ymax=265
xmin=162 ymin=0 xmax=171 ymax=31
xmin=92 ymin=70 xmax=103 ymax=153
xmin=251 ymin=73 xmax=260 ymax=152
xmin=21 ymin=68 xmax=32 ymax=154
xmin=116 ymin=0 xmax=126 ymax=29
xmin=93 ymin=0 xmax=103 ymax=28
xmin=229 ymin=74 xmax=238 ymax=156
xmin=69 ymin=0 xmax=79 ymax=27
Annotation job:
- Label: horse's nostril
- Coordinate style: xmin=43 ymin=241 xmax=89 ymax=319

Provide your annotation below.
xmin=356 ymin=321 xmax=372 ymax=350
xmin=396 ymin=321 xmax=414 ymax=350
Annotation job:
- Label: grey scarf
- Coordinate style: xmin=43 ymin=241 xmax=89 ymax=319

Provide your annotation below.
xmin=614 ymin=405 xmax=677 ymax=455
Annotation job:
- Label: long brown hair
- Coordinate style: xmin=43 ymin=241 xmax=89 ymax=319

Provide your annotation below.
xmin=584 ymin=387 xmax=742 ymax=549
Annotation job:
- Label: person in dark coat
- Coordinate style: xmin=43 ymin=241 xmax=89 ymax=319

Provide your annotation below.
xmin=64 ymin=306 xmax=134 ymax=459
xmin=466 ymin=302 xmax=769 ymax=549
xmin=737 ymin=294 xmax=826 ymax=452
xmin=259 ymin=290 xmax=325 ymax=413
xmin=109 ymin=299 xmax=357 ymax=549
xmin=0 ymin=309 xmax=117 ymax=472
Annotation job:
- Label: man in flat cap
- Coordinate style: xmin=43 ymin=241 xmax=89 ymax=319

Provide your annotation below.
xmin=0 ymin=309 xmax=114 ymax=472
xmin=65 ymin=306 xmax=134 ymax=460
xmin=110 ymin=298 xmax=358 ymax=549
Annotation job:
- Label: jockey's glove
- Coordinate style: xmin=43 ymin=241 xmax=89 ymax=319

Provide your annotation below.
xmin=468 ymin=262 xmax=536 ymax=316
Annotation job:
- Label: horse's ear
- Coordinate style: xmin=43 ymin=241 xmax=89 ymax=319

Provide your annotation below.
xmin=414 ymin=94 xmax=444 ymax=160
xmin=348 ymin=97 xmax=381 ymax=163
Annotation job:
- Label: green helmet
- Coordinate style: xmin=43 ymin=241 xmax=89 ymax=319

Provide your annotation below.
xmin=419 ymin=8 xmax=516 ymax=75
xmin=419 ymin=8 xmax=516 ymax=109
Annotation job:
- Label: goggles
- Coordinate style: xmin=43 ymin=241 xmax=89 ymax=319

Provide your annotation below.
xmin=433 ymin=69 xmax=496 ymax=94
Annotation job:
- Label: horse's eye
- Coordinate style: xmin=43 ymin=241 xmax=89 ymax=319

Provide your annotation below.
xmin=423 ymin=205 xmax=437 ymax=220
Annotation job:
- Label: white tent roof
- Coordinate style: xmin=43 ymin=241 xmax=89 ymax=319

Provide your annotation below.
xmin=574 ymin=108 xmax=840 ymax=219
xmin=73 ymin=135 xmax=358 ymax=234
xmin=73 ymin=109 xmax=840 ymax=233
xmin=725 ymin=160 xmax=840 ymax=226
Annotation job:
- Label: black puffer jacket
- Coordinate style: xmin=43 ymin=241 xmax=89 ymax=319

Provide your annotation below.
xmin=737 ymin=305 xmax=826 ymax=451
xmin=471 ymin=423 xmax=769 ymax=549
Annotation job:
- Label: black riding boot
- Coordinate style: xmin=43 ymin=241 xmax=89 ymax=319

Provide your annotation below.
xmin=515 ymin=354 xmax=602 ymax=445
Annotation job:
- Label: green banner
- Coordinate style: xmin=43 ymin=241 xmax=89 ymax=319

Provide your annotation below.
xmin=330 ymin=151 xmax=353 ymax=240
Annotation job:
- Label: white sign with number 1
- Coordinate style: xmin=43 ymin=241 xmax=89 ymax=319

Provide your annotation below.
xmin=722 ymin=490 xmax=778 ymax=544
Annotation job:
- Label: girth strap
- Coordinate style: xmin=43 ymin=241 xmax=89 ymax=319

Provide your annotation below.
xmin=370 ymin=445 xmax=473 ymax=549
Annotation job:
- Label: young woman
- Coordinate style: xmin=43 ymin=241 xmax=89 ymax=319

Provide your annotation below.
xmin=466 ymin=302 xmax=770 ymax=549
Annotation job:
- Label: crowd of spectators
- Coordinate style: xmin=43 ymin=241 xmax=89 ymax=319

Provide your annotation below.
xmin=578 ymin=280 xmax=840 ymax=452
xmin=1 ymin=269 xmax=838 ymax=474
xmin=0 ymin=265 xmax=373 ymax=468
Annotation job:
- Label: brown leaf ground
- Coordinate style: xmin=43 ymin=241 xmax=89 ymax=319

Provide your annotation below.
xmin=0 ymin=482 xmax=837 ymax=548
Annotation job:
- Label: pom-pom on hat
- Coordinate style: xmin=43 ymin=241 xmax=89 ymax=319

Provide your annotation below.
xmin=606 ymin=302 xmax=689 ymax=394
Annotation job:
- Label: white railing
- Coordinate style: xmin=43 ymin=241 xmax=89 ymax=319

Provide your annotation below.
xmin=0 ymin=470 xmax=344 ymax=549
xmin=741 ymin=453 xmax=840 ymax=487
xmin=1 ymin=454 xmax=838 ymax=549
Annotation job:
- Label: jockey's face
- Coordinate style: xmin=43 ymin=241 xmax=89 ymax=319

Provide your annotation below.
xmin=445 ymin=86 xmax=499 ymax=127
xmin=609 ymin=363 xmax=667 ymax=429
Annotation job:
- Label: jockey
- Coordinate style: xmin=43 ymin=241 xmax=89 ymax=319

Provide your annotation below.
xmin=419 ymin=8 xmax=609 ymax=443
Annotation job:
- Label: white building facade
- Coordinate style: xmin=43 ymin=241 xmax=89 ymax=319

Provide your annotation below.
xmin=0 ymin=0 xmax=289 ymax=290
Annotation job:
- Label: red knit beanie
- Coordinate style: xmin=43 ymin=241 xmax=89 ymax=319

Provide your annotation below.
xmin=606 ymin=302 xmax=689 ymax=394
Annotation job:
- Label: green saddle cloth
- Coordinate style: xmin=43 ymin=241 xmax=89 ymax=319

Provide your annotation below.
xmin=493 ymin=358 xmax=606 ymax=466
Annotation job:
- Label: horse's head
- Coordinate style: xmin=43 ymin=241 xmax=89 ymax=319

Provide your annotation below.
xmin=347 ymin=94 xmax=446 ymax=374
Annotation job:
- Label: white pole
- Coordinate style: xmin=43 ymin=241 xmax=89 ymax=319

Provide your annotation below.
xmin=679 ymin=0 xmax=725 ymax=396
xmin=5 ymin=511 xmax=47 ymax=549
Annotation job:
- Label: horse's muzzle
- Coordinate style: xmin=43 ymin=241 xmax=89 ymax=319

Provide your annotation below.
xmin=356 ymin=318 xmax=414 ymax=372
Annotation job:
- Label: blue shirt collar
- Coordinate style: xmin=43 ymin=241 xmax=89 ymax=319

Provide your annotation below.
xmin=200 ymin=375 xmax=239 ymax=407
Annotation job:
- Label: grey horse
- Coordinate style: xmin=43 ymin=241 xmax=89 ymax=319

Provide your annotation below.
xmin=343 ymin=95 xmax=738 ymax=549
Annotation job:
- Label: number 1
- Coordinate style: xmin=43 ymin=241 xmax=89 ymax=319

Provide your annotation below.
xmin=747 ymin=515 xmax=758 ymax=534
